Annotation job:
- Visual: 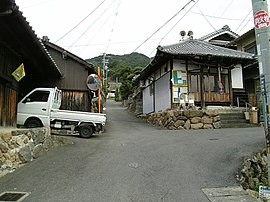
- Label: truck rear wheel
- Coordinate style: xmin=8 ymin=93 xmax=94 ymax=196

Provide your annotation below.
xmin=79 ymin=125 xmax=94 ymax=138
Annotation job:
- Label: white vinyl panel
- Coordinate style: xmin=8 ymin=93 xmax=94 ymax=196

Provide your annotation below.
xmin=155 ymin=72 xmax=171 ymax=112
xmin=143 ymin=86 xmax=154 ymax=114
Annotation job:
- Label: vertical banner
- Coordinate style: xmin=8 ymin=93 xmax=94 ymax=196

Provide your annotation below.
xmin=12 ymin=63 xmax=25 ymax=82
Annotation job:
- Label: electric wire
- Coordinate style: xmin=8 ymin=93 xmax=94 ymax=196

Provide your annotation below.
xmin=237 ymin=16 xmax=253 ymax=34
xmin=189 ymin=10 xmax=251 ymax=21
xmin=55 ymin=0 xmax=106 ymax=43
xmin=132 ymin=0 xmax=195 ymax=53
xmin=196 ymin=5 xmax=216 ymax=31
xmin=69 ymin=0 xmax=116 ymax=48
xmin=148 ymin=0 xmax=199 ymax=57
xmin=104 ymin=0 xmax=122 ymax=53
xmin=64 ymin=38 xmax=161 ymax=48
xmin=78 ymin=4 xmax=117 ymax=56
xmin=220 ymin=0 xmax=234 ymax=17
xmin=235 ymin=9 xmax=253 ymax=34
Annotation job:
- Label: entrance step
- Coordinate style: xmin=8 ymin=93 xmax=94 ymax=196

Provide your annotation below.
xmin=219 ymin=112 xmax=259 ymax=128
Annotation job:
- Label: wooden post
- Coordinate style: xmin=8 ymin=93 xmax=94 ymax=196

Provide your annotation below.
xmin=200 ymin=65 xmax=205 ymax=108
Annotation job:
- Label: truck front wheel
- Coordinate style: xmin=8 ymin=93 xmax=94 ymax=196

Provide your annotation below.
xmin=25 ymin=118 xmax=43 ymax=128
xmin=79 ymin=125 xmax=94 ymax=138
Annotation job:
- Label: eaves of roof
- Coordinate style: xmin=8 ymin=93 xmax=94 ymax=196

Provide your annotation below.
xmin=159 ymin=39 xmax=254 ymax=60
xmin=135 ymin=40 xmax=255 ymax=82
xmin=43 ymin=40 xmax=95 ymax=71
xmin=0 ymin=0 xmax=62 ymax=77
xmin=199 ymin=25 xmax=239 ymax=41
xmin=234 ymin=28 xmax=255 ymax=43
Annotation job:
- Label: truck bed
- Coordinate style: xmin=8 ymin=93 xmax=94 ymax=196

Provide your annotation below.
xmin=51 ymin=109 xmax=106 ymax=125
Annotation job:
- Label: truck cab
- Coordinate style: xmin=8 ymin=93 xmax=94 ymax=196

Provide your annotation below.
xmin=17 ymin=87 xmax=106 ymax=138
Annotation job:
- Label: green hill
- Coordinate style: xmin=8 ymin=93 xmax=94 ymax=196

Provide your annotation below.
xmin=87 ymin=52 xmax=150 ymax=68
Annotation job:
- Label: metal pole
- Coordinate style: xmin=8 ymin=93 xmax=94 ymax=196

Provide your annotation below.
xmin=251 ymin=0 xmax=270 ymax=184
xmin=98 ymin=67 xmax=101 ymax=113
xmin=102 ymin=53 xmax=106 ymax=86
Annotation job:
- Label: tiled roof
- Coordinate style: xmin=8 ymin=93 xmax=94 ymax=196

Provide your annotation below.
xmin=199 ymin=25 xmax=239 ymax=41
xmin=158 ymin=39 xmax=254 ymax=59
xmin=0 ymin=0 xmax=62 ymax=77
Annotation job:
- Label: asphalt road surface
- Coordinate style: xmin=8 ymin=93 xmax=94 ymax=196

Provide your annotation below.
xmin=0 ymin=100 xmax=265 ymax=202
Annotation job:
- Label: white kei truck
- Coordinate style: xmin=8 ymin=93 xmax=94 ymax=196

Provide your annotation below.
xmin=17 ymin=87 xmax=106 ymax=138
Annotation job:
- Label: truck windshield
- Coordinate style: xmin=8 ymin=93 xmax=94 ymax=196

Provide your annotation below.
xmin=25 ymin=91 xmax=50 ymax=102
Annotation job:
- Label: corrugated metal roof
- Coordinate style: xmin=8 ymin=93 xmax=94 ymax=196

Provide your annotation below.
xmin=158 ymin=39 xmax=254 ymax=59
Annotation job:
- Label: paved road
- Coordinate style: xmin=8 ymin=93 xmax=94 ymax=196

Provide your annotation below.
xmin=0 ymin=101 xmax=265 ymax=201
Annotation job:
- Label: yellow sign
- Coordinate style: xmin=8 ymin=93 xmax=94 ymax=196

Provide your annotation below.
xmin=12 ymin=63 xmax=25 ymax=82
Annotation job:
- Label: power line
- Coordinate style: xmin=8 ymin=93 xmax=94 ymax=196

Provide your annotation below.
xmin=64 ymin=38 xmax=161 ymax=48
xmin=104 ymin=0 xmax=122 ymax=53
xmin=133 ymin=0 xmax=195 ymax=53
xmin=196 ymin=5 xmax=216 ymax=31
xmin=69 ymin=0 xmax=116 ymax=48
xmin=189 ymin=10 xmax=252 ymax=21
xmin=149 ymin=0 xmax=199 ymax=56
xmin=55 ymin=0 xmax=106 ymax=43
xmin=220 ymin=0 xmax=234 ymax=17
xmin=235 ymin=9 xmax=253 ymax=34
xmin=78 ymin=4 xmax=117 ymax=56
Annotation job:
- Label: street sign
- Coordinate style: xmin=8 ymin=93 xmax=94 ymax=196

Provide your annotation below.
xmin=254 ymin=10 xmax=270 ymax=29
xmin=259 ymin=186 xmax=270 ymax=200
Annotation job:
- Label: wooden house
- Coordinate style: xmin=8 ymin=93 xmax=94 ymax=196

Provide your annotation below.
xmin=135 ymin=39 xmax=256 ymax=114
xmin=232 ymin=28 xmax=260 ymax=108
xmin=0 ymin=0 xmax=97 ymax=127
xmin=0 ymin=0 xmax=61 ymax=127
xmin=41 ymin=38 xmax=96 ymax=112
xmin=199 ymin=25 xmax=239 ymax=49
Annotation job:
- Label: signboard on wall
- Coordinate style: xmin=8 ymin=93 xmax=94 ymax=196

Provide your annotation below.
xmin=172 ymin=70 xmax=188 ymax=103
xmin=172 ymin=86 xmax=188 ymax=103
xmin=172 ymin=70 xmax=187 ymax=85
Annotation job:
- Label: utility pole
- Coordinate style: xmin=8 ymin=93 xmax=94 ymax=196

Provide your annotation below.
xmin=251 ymin=0 xmax=270 ymax=184
xmin=102 ymin=53 xmax=109 ymax=89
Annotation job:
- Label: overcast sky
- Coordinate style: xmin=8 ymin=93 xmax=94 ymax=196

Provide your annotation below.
xmin=16 ymin=0 xmax=257 ymax=59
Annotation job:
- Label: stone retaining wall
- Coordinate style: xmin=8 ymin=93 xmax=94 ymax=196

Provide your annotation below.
xmin=144 ymin=109 xmax=221 ymax=130
xmin=0 ymin=127 xmax=72 ymax=177
xmin=237 ymin=149 xmax=268 ymax=191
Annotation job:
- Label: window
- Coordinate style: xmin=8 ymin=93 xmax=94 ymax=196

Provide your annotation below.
xmin=189 ymin=73 xmax=229 ymax=93
xmin=204 ymin=75 xmax=216 ymax=92
xmin=25 ymin=91 xmax=50 ymax=102
xmin=149 ymin=84 xmax=154 ymax=96
xmin=189 ymin=74 xmax=199 ymax=92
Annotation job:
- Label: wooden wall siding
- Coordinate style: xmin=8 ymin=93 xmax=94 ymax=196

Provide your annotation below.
xmin=61 ymin=91 xmax=91 ymax=112
xmin=190 ymin=92 xmax=230 ymax=103
xmin=0 ymin=46 xmax=19 ymax=127
xmin=0 ymin=83 xmax=17 ymax=126
xmin=6 ymin=88 xmax=17 ymax=126
xmin=0 ymin=46 xmax=20 ymax=81
xmin=47 ymin=49 xmax=89 ymax=91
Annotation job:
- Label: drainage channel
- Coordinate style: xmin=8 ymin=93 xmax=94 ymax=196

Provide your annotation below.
xmin=0 ymin=192 xmax=30 ymax=202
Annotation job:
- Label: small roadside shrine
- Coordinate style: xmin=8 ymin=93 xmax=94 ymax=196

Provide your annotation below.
xmin=135 ymin=39 xmax=256 ymax=114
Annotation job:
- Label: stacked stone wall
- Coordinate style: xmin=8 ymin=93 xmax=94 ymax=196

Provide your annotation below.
xmin=0 ymin=127 xmax=72 ymax=177
xmin=145 ymin=109 xmax=221 ymax=130
xmin=238 ymin=149 xmax=268 ymax=191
